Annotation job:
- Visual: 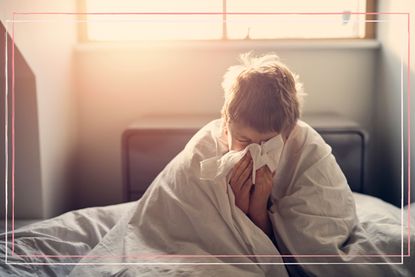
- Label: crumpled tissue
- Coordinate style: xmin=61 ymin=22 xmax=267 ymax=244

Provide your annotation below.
xmin=200 ymin=135 xmax=284 ymax=184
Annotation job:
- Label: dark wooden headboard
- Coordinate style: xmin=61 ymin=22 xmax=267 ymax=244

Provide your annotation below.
xmin=0 ymin=22 xmax=42 ymax=218
xmin=122 ymin=114 xmax=366 ymax=202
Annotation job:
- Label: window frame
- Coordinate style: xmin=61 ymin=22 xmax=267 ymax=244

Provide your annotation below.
xmin=77 ymin=0 xmax=377 ymax=43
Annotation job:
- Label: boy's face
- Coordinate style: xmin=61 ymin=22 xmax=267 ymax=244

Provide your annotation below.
xmin=226 ymin=121 xmax=280 ymax=151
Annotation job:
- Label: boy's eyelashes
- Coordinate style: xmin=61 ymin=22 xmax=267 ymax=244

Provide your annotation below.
xmin=236 ymin=138 xmax=251 ymax=144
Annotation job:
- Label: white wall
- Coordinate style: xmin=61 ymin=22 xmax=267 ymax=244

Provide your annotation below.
xmin=3 ymin=1 xmax=413 ymax=215
xmin=74 ymin=42 xmax=378 ymax=208
xmin=0 ymin=1 xmax=78 ymax=218
xmin=374 ymin=0 xmax=415 ymax=206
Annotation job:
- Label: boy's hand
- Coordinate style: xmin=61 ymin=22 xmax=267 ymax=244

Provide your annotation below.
xmin=248 ymin=166 xmax=274 ymax=217
xmin=229 ymin=152 xmax=253 ymax=214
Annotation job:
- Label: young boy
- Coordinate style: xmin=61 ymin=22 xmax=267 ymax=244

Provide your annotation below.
xmin=214 ymin=53 xmax=407 ymax=277
xmin=219 ymin=52 xmax=304 ymax=239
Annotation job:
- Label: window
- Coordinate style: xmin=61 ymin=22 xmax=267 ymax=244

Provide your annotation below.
xmin=79 ymin=0 xmax=375 ymax=41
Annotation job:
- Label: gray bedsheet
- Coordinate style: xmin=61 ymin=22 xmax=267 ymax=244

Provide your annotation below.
xmin=0 ymin=202 xmax=135 ymax=276
xmin=0 ymin=193 xmax=413 ymax=276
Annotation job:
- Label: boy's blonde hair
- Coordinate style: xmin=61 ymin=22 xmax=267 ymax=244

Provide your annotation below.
xmin=221 ymin=52 xmax=305 ymax=134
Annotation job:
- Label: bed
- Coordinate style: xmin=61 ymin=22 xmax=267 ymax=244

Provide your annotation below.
xmin=1 ymin=114 xmax=414 ymax=276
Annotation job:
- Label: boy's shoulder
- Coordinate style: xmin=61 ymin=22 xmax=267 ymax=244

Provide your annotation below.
xmin=285 ymin=120 xmax=332 ymax=169
xmin=184 ymin=118 xmax=227 ymax=159
xmin=290 ymin=120 xmax=329 ymax=148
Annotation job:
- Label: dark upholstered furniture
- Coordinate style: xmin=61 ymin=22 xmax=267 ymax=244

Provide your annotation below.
xmin=122 ymin=114 xmax=366 ymax=202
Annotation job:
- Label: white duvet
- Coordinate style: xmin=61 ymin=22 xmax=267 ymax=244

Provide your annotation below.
xmin=1 ymin=119 xmax=414 ymax=276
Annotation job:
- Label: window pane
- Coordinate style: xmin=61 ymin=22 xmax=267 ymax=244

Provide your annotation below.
xmin=85 ymin=0 xmax=222 ymax=41
xmin=84 ymin=0 xmax=367 ymax=41
xmin=226 ymin=0 xmax=366 ymax=39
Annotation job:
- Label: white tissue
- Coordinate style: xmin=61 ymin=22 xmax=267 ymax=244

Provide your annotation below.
xmin=200 ymin=135 xmax=284 ymax=184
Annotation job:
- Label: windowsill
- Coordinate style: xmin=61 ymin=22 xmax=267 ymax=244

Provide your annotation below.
xmin=74 ymin=39 xmax=380 ymax=51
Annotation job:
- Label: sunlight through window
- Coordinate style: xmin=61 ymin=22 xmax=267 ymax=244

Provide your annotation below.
xmin=83 ymin=0 xmax=368 ymax=41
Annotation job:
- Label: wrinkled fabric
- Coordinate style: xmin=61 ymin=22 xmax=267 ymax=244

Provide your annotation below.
xmin=68 ymin=118 xmax=412 ymax=276
xmin=198 ymin=119 xmax=411 ymax=276
xmin=4 ymin=118 xmax=413 ymax=276
xmin=0 ymin=202 xmax=135 ymax=276
xmin=69 ymin=119 xmax=290 ymax=277
xmin=266 ymin=120 xmax=411 ymax=276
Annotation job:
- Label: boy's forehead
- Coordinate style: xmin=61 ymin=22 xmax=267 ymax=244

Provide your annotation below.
xmin=228 ymin=121 xmax=250 ymax=132
xmin=229 ymin=121 xmax=263 ymax=132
